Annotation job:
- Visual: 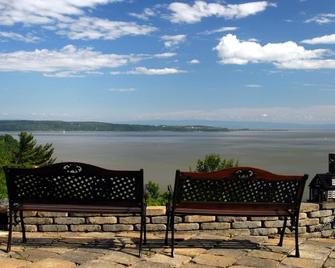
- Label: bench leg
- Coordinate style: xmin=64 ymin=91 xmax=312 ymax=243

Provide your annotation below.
xmin=165 ymin=205 xmax=170 ymax=245
xmin=7 ymin=209 xmax=13 ymax=253
xmin=294 ymin=215 xmax=300 ymax=257
xmin=171 ymin=211 xmax=175 ymax=258
xmin=278 ymin=216 xmax=287 ymax=247
xmin=139 ymin=212 xmax=144 ymax=257
xmin=143 ymin=205 xmax=147 ymax=245
xmin=19 ymin=211 xmax=26 ymax=243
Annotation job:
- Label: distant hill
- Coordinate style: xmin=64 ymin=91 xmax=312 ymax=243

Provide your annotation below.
xmin=0 ymin=120 xmax=230 ymax=132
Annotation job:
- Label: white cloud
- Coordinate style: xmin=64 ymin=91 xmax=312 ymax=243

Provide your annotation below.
xmin=161 ymin=34 xmax=186 ymax=48
xmin=153 ymin=52 xmax=177 ymax=58
xmin=0 ymin=31 xmax=40 ymax=42
xmin=305 ymin=13 xmax=335 ymax=24
xmin=57 ymin=16 xmax=156 ymax=40
xmin=245 ymin=84 xmax=262 ymax=88
xmin=135 ymin=105 xmax=335 ymax=123
xmin=168 ymin=1 xmax=274 ymax=24
xmin=214 ymin=34 xmax=335 ymax=70
xmin=109 ymin=88 xmax=136 ymax=92
xmin=129 ymin=8 xmax=155 ymax=20
xmin=189 ymin=59 xmax=200 ymax=64
xmin=301 ymin=33 xmax=335 ymax=45
xmin=0 ymin=0 xmax=121 ymax=26
xmin=0 ymin=45 xmax=137 ymax=77
xmin=200 ymin=26 xmax=238 ymax=35
xmin=111 ymin=67 xmax=186 ymax=75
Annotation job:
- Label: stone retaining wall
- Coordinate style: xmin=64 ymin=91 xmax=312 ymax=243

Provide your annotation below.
xmin=12 ymin=203 xmax=335 ymax=238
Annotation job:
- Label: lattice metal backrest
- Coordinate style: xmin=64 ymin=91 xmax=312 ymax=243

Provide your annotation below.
xmin=174 ymin=167 xmax=307 ymax=205
xmin=5 ymin=162 xmax=143 ymax=206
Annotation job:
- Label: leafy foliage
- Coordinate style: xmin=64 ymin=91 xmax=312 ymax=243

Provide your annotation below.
xmin=195 ymin=153 xmax=238 ymax=172
xmin=0 ymin=132 xmax=56 ymax=198
xmin=145 ymin=181 xmax=170 ymax=206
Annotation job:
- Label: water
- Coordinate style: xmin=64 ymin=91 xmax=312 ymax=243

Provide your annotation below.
xmin=3 ymin=130 xmax=335 ymax=199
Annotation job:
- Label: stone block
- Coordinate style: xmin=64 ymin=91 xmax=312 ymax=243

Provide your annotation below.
xmin=232 ymin=221 xmax=261 ymax=229
xmin=24 ymin=217 xmax=53 ymax=224
xmin=38 ymin=212 xmax=68 ymax=217
xmin=321 ymin=202 xmax=335 ymax=209
xmin=151 ymin=216 xmax=182 ymax=224
xmin=39 ymin=225 xmax=68 ymax=232
xmin=174 ymin=223 xmax=199 ymax=231
xmin=299 ymin=212 xmax=307 ymax=219
xmin=309 ymin=210 xmax=333 ymax=218
xmin=264 ymin=220 xmax=284 ymax=228
xmin=217 ymin=216 xmax=247 ymax=222
xmin=86 ymin=216 xmax=117 ymax=224
xmin=250 ymin=228 xmax=278 ymax=236
xmin=321 ymin=230 xmax=334 ymax=237
xmin=300 ymin=202 xmax=319 ymax=213
xmin=320 ymin=216 xmax=334 ymax=224
xmin=103 ymin=224 xmax=133 ymax=231
xmin=119 ymin=216 xmax=149 ymax=224
xmin=200 ymin=222 xmax=230 ymax=230
xmin=70 ymin=224 xmax=101 ymax=232
xmin=185 ymin=215 xmax=215 ymax=223
xmin=222 ymin=229 xmax=250 ymax=236
xmin=13 ymin=224 xmax=38 ymax=232
xmin=299 ymin=218 xmax=320 ymax=226
xmin=135 ymin=223 xmax=166 ymax=231
xmin=307 ymin=223 xmax=331 ymax=232
xmin=69 ymin=213 xmax=100 ymax=217
xmin=250 ymin=217 xmax=278 ymax=221
xmin=23 ymin=211 xmax=37 ymax=217
xmin=146 ymin=206 xmax=165 ymax=216
xmin=285 ymin=227 xmax=306 ymax=234
xmin=55 ymin=217 xmax=85 ymax=225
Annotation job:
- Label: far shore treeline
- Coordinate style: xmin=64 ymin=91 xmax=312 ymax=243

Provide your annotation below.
xmin=0 ymin=120 xmax=232 ymax=132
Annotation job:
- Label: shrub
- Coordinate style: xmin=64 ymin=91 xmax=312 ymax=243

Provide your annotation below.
xmin=195 ymin=153 xmax=238 ymax=172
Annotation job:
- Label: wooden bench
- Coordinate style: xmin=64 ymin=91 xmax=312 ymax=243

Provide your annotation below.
xmin=165 ymin=167 xmax=308 ymax=257
xmin=4 ymin=162 xmax=146 ymax=255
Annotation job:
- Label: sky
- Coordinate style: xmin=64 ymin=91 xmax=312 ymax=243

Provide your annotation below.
xmin=0 ymin=0 xmax=335 ymax=124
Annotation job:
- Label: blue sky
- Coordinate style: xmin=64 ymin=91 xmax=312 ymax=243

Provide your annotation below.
xmin=0 ymin=0 xmax=334 ymax=124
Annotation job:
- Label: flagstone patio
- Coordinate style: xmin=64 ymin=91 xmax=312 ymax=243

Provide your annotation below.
xmin=0 ymin=231 xmax=334 ymax=267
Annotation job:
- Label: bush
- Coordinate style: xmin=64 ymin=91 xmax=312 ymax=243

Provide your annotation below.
xmin=195 ymin=153 xmax=238 ymax=172
xmin=145 ymin=181 xmax=170 ymax=206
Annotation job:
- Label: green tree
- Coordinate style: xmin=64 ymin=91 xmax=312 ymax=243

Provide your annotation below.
xmin=145 ymin=181 xmax=170 ymax=206
xmin=195 ymin=153 xmax=238 ymax=172
xmin=0 ymin=132 xmax=56 ymax=198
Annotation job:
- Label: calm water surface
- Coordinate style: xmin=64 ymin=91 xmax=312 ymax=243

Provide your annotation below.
xmin=3 ymin=130 xmax=335 ymax=199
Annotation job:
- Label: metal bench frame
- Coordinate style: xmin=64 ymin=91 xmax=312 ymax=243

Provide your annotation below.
xmin=5 ymin=162 xmax=146 ymax=255
xmin=165 ymin=167 xmax=308 ymax=257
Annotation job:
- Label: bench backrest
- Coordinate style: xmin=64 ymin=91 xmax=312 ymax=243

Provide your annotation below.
xmin=173 ymin=167 xmax=307 ymax=210
xmin=5 ymin=162 xmax=144 ymax=207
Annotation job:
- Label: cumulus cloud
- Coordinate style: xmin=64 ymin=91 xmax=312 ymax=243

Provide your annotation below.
xmin=0 ymin=31 xmax=40 ymax=42
xmin=0 ymin=45 xmax=139 ymax=77
xmin=189 ymin=59 xmax=200 ymax=64
xmin=305 ymin=13 xmax=335 ymax=25
xmin=301 ymin=33 xmax=335 ymax=45
xmin=136 ymin=105 xmax=335 ymax=123
xmin=214 ymin=34 xmax=335 ymax=69
xmin=200 ymin=26 xmax=238 ymax=35
xmin=56 ymin=16 xmax=156 ymax=40
xmin=161 ymin=34 xmax=186 ymax=48
xmin=168 ymin=1 xmax=273 ymax=24
xmin=111 ymin=67 xmax=186 ymax=75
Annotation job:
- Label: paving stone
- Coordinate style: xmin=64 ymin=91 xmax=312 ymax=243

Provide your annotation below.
xmin=99 ymin=250 xmax=141 ymax=266
xmin=146 ymin=206 xmax=166 ymax=216
xmin=132 ymin=261 xmax=171 ymax=268
xmin=193 ymin=253 xmax=237 ymax=267
xmin=17 ymin=249 xmax=61 ymax=262
xmin=247 ymin=250 xmax=285 ymax=261
xmin=324 ymin=258 xmax=335 ymax=268
xmin=164 ymin=248 xmax=207 ymax=257
xmin=23 ymin=257 xmax=76 ymax=268
xmin=60 ymin=248 xmax=104 ymax=264
xmin=300 ymin=203 xmax=319 ymax=213
xmin=79 ymin=259 xmax=125 ymax=268
xmin=235 ymin=255 xmax=279 ymax=268
xmin=0 ymin=256 xmax=32 ymax=268
xmin=207 ymin=248 xmax=246 ymax=258
xmin=181 ymin=263 xmax=216 ymax=268
xmin=281 ymin=257 xmax=324 ymax=268
xmin=86 ymin=216 xmax=117 ymax=224
xmin=147 ymin=253 xmax=191 ymax=267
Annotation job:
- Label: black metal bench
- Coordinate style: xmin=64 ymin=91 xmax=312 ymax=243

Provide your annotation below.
xmin=4 ymin=162 xmax=146 ymax=255
xmin=165 ymin=167 xmax=308 ymax=257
